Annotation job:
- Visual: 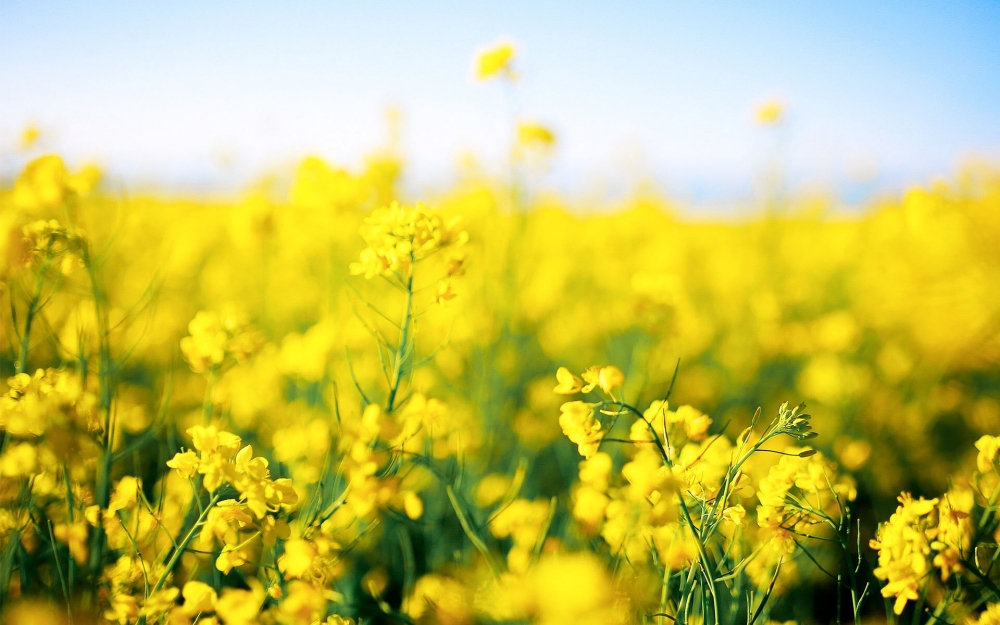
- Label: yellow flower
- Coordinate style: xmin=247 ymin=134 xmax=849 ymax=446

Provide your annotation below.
xmin=181 ymin=581 xmax=217 ymax=616
xmin=755 ymin=98 xmax=784 ymax=125
xmin=234 ymin=445 xmax=270 ymax=481
xmin=403 ymin=491 xmax=424 ymax=520
xmin=870 ymin=493 xmax=941 ymax=615
xmin=216 ymin=547 xmax=248 ymax=574
xmin=166 ymin=450 xmax=200 ymax=478
xmin=53 ymin=521 xmax=89 ymax=565
xmin=676 ymin=405 xmax=712 ymax=441
xmin=972 ymin=603 xmax=1000 ymax=625
xmin=553 ymin=367 xmax=583 ymax=394
xmin=198 ymin=455 xmax=228 ymax=493
xmin=107 ymin=476 xmax=141 ymax=515
xmin=573 ymin=486 xmax=609 ymax=531
xmin=976 ymin=435 xmax=1000 ymax=474
xmin=276 ymin=581 xmax=327 ymax=624
xmin=474 ymin=473 xmax=513 ymax=507
xmin=19 ymin=124 xmax=40 ymax=151
xmin=140 ymin=587 xmax=180 ymax=618
xmin=200 ymin=501 xmax=253 ymax=547
xmin=188 ymin=425 xmax=221 ymax=453
xmin=349 ymin=201 xmax=467 ymax=280
xmin=261 ymin=515 xmax=291 ymax=547
xmin=215 ymin=584 xmax=264 ymax=625
xmin=0 ymin=443 xmax=38 ymax=477
xmin=722 ymin=504 xmax=747 ymax=527
xmin=474 ymin=39 xmax=516 ymax=81
xmin=278 ymin=538 xmax=317 ymax=580
xmin=406 ymin=574 xmax=471 ymax=624
xmin=579 ymin=365 xmax=624 ymax=396
xmin=515 ymin=121 xmax=556 ymax=160
xmin=598 ymin=366 xmax=624 ymax=395
xmin=558 ymin=401 xmax=604 ymax=458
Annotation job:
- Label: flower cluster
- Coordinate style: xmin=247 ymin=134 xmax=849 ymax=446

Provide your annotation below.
xmin=755 ymin=448 xmax=857 ymax=555
xmin=554 ymin=365 xmax=625 ymax=458
xmin=489 ymin=498 xmax=552 ymax=573
xmin=349 ymin=201 xmax=467 ymax=282
xmin=167 ymin=426 xmax=297 ymax=572
xmin=179 ymin=307 xmax=264 ymax=374
xmin=871 ymin=438 xmax=993 ymax=615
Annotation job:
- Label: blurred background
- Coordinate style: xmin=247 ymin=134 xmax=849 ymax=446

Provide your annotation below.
xmin=2 ymin=0 xmax=999 ymax=208
xmin=4 ymin=2 xmax=1000 ymax=621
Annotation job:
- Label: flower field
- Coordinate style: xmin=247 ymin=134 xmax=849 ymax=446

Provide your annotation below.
xmin=2 ymin=43 xmax=1000 ymax=625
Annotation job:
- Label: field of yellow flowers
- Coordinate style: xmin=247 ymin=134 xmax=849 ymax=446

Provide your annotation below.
xmin=2 ymin=42 xmax=1000 ymax=625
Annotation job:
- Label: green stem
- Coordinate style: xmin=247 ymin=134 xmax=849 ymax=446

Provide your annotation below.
xmin=386 ymin=255 xmax=415 ymax=413
xmin=140 ymin=492 xmax=221 ymax=623
xmin=446 ymin=485 xmax=500 ymax=578
xmin=16 ymin=254 xmax=52 ymax=375
xmin=83 ymin=241 xmax=114 ymax=583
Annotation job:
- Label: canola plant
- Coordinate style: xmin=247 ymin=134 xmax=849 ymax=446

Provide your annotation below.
xmin=2 ymin=40 xmax=1000 ymax=625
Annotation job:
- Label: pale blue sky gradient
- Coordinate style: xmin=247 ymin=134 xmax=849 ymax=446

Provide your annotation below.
xmin=2 ymin=1 xmax=999 ymax=202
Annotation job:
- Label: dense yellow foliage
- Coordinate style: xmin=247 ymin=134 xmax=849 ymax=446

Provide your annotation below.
xmin=2 ymin=42 xmax=1000 ymax=625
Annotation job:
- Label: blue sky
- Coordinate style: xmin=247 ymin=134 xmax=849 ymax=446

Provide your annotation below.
xmin=2 ymin=1 xmax=999 ymax=202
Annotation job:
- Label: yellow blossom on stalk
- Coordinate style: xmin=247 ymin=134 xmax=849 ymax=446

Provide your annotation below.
xmin=474 ymin=39 xmax=517 ymax=81
xmin=490 ymin=498 xmax=552 ymax=573
xmin=0 ymin=442 xmax=38 ymax=477
xmin=278 ymin=538 xmax=317 ymax=580
xmin=180 ymin=307 xmax=262 ymax=373
xmin=723 ymin=504 xmax=747 ymax=527
xmin=181 ymin=580 xmax=218 ymax=616
xmin=675 ymin=404 xmax=712 ymax=441
xmin=475 ymin=473 xmax=514 ymax=507
xmin=0 ymin=369 xmax=99 ymax=437
xmin=573 ymin=452 xmax=613 ymax=533
xmin=756 ymin=448 xmax=854 ymax=556
xmin=3 ymin=50 xmax=1000 ymax=624
xmin=140 ymin=587 xmax=180 ymax=619
xmin=976 ymin=434 xmax=1000 ymax=473
xmin=406 ymin=574 xmax=472 ymax=624
xmin=436 ymin=278 xmax=457 ymax=303
xmin=216 ymin=547 xmax=249 ymax=574
xmin=19 ymin=219 xmax=82 ymax=274
xmin=349 ymin=201 xmax=467 ymax=279
xmin=261 ymin=514 xmax=291 ymax=547
xmin=276 ymin=581 xmax=328 ymax=624
xmin=181 ymin=311 xmax=228 ymax=372
xmin=479 ymin=553 xmax=626 ymax=624
xmin=553 ymin=367 xmax=584 ymax=394
xmin=166 ymin=450 xmax=200 ymax=478
xmin=932 ymin=486 xmax=973 ymax=582
xmin=578 ymin=452 xmax=613 ymax=492
xmin=107 ymin=476 xmax=141 ymax=514
xmin=12 ymin=156 xmax=69 ymax=209
xmin=403 ymin=491 xmax=424 ymax=520
xmin=558 ymin=401 xmax=604 ymax=458
xmin=199 ymin=501 xmax=253 ymax=547
xmin=972 ymin=604 xmax=1000 ymax=625
xmin=53 ymin=521 xmax=89 ymax=565
xmin=215 ymin=583 xmax=265 ymax=625
xmin=870 ymin=493 xmax=940 ymax=615
xmin=580 ymin=365 xmax=624 ymax=395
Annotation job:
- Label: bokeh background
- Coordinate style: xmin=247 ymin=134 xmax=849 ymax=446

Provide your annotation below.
xmin=2 ymin=2 xmax=1000 ymax=622
xmin=3 ymin=1 xmax=999 ymax=203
